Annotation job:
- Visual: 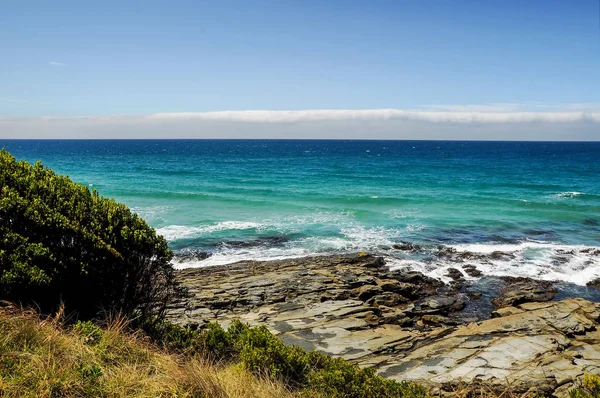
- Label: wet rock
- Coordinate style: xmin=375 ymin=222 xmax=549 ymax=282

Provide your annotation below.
xmin=386 ymin=270 xmax=445 ymax=297
xmin=489 ymin=250 xmax=514 ymax=260
xmin=437 ymin=246 xmax=458 ymax=257
xmin=445 ymin=268 xmax=464 ymax=281
xmin=492 ymin=278 xmax=556 ymax=308
xmin=218 ymin=235 xmax=288 ymax=248
xmin=392 ymin=242 xmax=423 ymax=252
xmin=587 ymin=278 xmax=600 ymax=290
xmin=456 ymin=251 xmax=477 ymax=260
xmin=175 ymin=250 xmax=212 ymax=262
xmin=581 ymin=248 xmax=600 ymax=256
xmin=462 ymin=265 xmax=483 ymax=277
xmin=415 ymin=295 xmax=465 ymax=315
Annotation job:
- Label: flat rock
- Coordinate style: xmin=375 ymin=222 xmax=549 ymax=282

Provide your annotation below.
xmin=376 ymin=298 xmax=600 ymax=396
xmin=169 ymin=254 xmax=600 ymax=396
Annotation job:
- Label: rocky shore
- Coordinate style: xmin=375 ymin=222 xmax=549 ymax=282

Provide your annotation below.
xmin=166 ymin=254 xmax=600 ymax=396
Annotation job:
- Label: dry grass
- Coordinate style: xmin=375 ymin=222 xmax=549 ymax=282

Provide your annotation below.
xmin=448 ymin=385 xmax=540 ymax=398
xmin=0 ymin=304 xmax=298 ymax=398
xmin=2 ymin=303 xmax=591 ymax=398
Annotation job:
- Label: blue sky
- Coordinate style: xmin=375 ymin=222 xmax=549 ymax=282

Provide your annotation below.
xmin=2 ymin=0 xmax=599 ymax=117
xmin=1 ymin=1 xmax=599 ymax=140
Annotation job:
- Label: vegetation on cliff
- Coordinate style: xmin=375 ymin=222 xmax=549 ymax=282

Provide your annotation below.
xmin=138 ymin=318 xmax=427 ymax=398
xmin=0 ymin=304 xmax=295 ymax=398
xmin=0 ymin=148 xmax=176 ymax=319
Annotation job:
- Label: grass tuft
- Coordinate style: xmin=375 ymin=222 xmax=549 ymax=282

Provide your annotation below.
xmin=0 ymin=305 xmax=296 ymax=397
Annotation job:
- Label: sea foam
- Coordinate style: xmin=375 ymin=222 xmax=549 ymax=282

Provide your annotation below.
xmin=388 ymin=241 xmax=600 ymax=286
xmin=157 ymin=221 xmax=262 ymax=240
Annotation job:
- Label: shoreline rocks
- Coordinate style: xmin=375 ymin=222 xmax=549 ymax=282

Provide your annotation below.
xmin=492 ymin=277 xmax=557 ymax=308
xmin=167 ymin=253 xmax=600 ymax=396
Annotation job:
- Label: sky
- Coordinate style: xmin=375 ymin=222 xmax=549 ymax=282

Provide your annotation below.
xmin=1 ymin=0 xmax=599 ymax=140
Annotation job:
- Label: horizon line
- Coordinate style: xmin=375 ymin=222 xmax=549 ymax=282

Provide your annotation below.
xmin=2 ymin=138 xmax=600 ymax=143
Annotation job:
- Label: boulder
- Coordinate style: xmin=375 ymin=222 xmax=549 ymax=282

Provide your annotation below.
xmin=462 ymin=264 xmax=483 ymax=277
xmin=368 ymin=292 xmax=409 ymax=307
xmin=492 ymin=278 xmax=556 ymax=308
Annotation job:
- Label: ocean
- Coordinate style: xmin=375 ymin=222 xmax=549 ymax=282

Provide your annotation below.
xmin=3 ymin=139 xmax=600 ymax=286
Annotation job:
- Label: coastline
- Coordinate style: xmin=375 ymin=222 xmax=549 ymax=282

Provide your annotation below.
xmin=168 ymin=253 xmax=600 ymax=396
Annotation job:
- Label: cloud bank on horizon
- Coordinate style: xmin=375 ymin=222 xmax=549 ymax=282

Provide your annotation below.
xmin=2 ymin=106 xmax=599 ymax=140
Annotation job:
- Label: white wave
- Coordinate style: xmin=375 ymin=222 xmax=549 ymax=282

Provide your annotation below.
xmin=452 ymin=240 xmax=556 ymax=254
xmin=173 ymin=224 xmax=412 ymax=271
xmin=164 ymin=214 xmax=600 ymax=287
xmin=278 ymin=211 xmax=355 ymax=227
xmin=386 ymin=258 xmax=460 ymax=282
xmin=390 ymin=242 xmax=600 ymax=286
xmin=157 ymin=221 xmax=262 ymax=240
xmin=172 ymin=225 xmax=397 ymax=269
xmin=405 ymin=223 xmax=426 ymax=232
xmin=385 ymin=208 xmax=422 ymax=220
xmin=157 ymin=211 xmax=358 ymax=241
xmin=555 ymin=191 xmax=585 ymax=198
xmin=340 ymin=225 xmax=398 ymax=249
xmin=172 ymin=246 xmax=312 ymax=269
xmin=173 ymin=236 xmax=600 ymax=286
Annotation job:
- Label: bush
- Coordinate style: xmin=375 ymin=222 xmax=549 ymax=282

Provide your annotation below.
xmin=0 ymin=148 xmax=176 ymax=319
xmin=140 ymin=318 xmax=429 ymax=397
xmin=73 ymin=320 xmax=104 ymax=345
xmin=571 ymin=374 xmax=600 ymax=398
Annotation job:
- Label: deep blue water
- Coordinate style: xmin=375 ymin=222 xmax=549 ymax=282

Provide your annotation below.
xmin=3 ymin=139 xmax=600 ymax=285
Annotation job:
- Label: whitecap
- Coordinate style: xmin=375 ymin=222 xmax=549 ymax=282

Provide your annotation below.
xmin=555 ymin=191 xmax=584 ymax=198
xmin=389 ymin=241 xmax=600 ymax=286
xmin=157 ymin=221 xmax=262 ymax=240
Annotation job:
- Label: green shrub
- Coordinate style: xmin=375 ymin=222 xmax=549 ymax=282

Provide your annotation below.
xmin=139 ymin=318 xmax=429 ymax=397
xmin=0 ymin=148 xmax=176 ymax=319
xmin=73 ymin=320 xmax=103 ymax=345
xmin=77 ymin=363 xmax=103 ymax=381
xmin=571 ymin=374 xmax=600 ymax=398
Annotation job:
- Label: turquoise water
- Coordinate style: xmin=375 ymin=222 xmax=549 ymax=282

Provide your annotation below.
xmin=3 ymin=140 xmax=600 ymax=285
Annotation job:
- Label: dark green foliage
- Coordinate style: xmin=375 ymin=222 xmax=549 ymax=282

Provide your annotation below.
xmin=77 ymin=363 xmax=103 ymax=381
xmin=73 ymin=320 xmax=103 ymax=345
xmin=0 ymin=148 xmax=176 ymax=319
xmin=139 ymin=318 xmax=429 ymax=397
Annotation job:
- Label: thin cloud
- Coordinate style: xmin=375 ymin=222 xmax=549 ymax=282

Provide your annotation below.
xmin=1 ymin=106 xmax=599 ymax=140
xmin=48 ymin=61 xmax=67 ymax=66
xmin=421 ymin=103 xmax=600 ymax=113
xmin=148 ymin=109 xmax=600 ymax=124
xmin=0 ymin=98 xmax=52 ymax=105
xmin=0 ymin=98 xmax=33 ymax=104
